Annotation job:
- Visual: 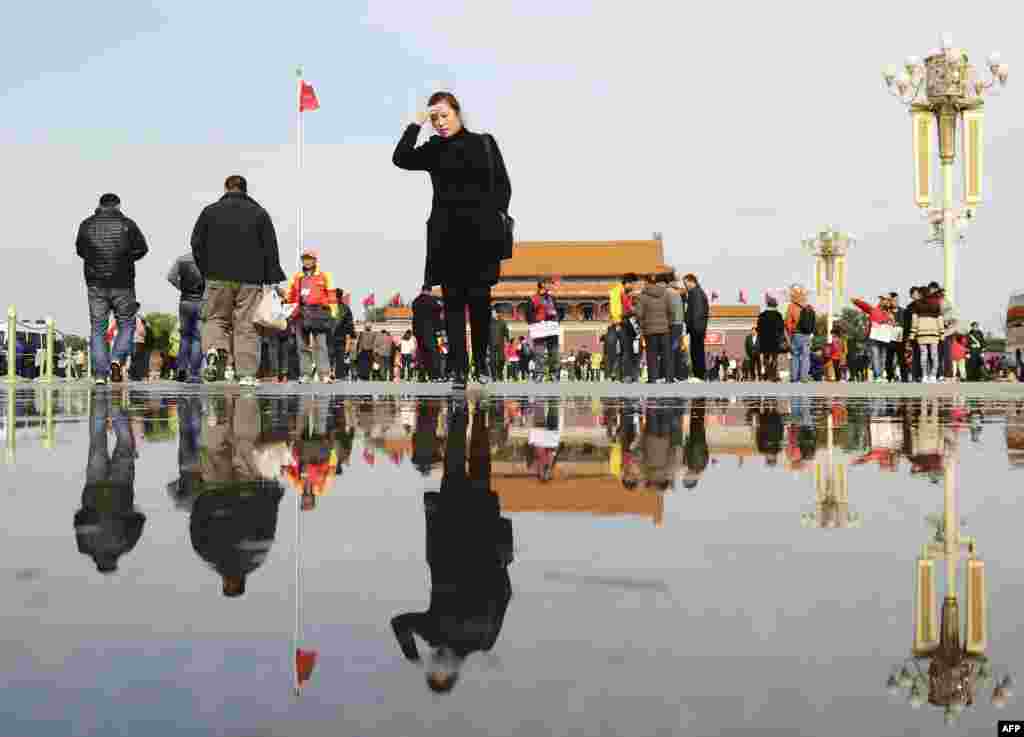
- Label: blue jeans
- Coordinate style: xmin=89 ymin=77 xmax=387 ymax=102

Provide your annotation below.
xmin=88 ymin=286 xmax=137 ymax=378
xmin=869 ymin=340 xmax=887 ymax=379
xmin=178 ymin=300 xmax=203 ymax=379
xmin=790 ymin=333 xmax=811 ymax=382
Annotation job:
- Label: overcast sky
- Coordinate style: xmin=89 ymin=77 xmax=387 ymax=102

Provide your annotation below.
xmin=2 ymin=0 xmax=1020 ymax=336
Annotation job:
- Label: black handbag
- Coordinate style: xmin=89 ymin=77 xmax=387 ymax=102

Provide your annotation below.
xmin=300 ymin=304 xmax=332 ymax=334
xmin=481 ymin=134 xmax=514 ymax=260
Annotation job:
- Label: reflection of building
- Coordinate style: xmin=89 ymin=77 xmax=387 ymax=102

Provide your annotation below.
xmin=1008 ymin=406 xmax=1024 ymax=468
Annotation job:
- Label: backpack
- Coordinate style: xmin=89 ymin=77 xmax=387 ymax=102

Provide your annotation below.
xmin=797 ymin=304 xmax=816 ymax=335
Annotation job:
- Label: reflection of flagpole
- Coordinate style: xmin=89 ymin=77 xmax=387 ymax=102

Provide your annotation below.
xmin=293 ymin=469 xmax=301 ymax=696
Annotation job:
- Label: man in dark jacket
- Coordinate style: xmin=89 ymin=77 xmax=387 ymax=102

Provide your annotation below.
xmin=683 ymin=273 xmax=709 ymax=381
xmin=412 ymin=286 xmax=443 ymax=382
xmin=489 ymin=307 xmax=511 ymax=381
xmin=191 ymin=175 xmax=286 ymax=385
xmin=967 ymin=322 xmax=987 ymax=381
xmin=330 ymin=289 xmax=355 ymax=380
xmin=167 ymin=252 xmax=206 ymax=382
xmin=76 ymin=193 xmax=148 ymax=384
xmin=634 ymin=273 xmax=673 ymax=383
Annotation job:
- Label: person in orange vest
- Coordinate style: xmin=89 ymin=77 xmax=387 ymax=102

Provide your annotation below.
xmin=283 ymin=247 xmax=338 ymax=383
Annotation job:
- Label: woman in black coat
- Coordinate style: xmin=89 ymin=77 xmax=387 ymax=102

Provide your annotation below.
xmin=393 ymin=92 xmax=512 ymax=389
xmin=756 ymin=295 xmax=787 ymax=382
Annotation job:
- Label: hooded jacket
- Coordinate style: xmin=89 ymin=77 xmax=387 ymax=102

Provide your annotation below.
xmin=166 ymin=254 xmax=206 ymax=303
xmin=76 ymin=206 xmax=149 ymax=288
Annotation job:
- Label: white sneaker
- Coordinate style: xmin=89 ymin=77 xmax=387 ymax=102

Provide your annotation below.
xmin=687 ymin=377 xmax=704 ymax=383
xmin=238 ymin=376 xmax=258 ymax=388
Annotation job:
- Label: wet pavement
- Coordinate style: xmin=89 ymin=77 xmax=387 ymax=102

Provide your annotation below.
xmin=1 ymin=387 xmax=1022 ymax=737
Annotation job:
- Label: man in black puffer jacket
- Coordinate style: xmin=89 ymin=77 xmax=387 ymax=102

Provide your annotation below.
xmin=191 ymin=175 xmax=286 ymax=385
xmin=76 ymin=193 xmax=149 ymax=384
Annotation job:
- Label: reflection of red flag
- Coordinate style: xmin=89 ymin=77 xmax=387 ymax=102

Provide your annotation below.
xmin=299 ymin=82 xmax=320 ymax=112
xmin=362 ymin=447 xmax=375 ymax=465
xmin=296 ymin=649 xmax=318 ymax=687
xmin=389 ymin=450 xmax=401 ymax=465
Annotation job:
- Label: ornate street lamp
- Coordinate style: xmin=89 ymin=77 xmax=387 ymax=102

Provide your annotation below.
xmin=882 ymin=32 xmax=1009 ymax=309
xmin=884 ymin=452 xmax=1014 ymax=725
xmin=801 ymin=227 xmax=855 ymax=336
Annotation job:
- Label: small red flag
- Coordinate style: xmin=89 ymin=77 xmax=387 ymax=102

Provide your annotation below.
xmin=738 ymin=289 xmax=747 ymax=304
xmin=296 ymin=649 xmax=318 ymax=688
xmin=299 ymin=82 xmax=319 ymax=112
xmin=711 ymin=290 xmax=720 ymax=303
xmin=362 ymin=293 xmax=375 ymax=308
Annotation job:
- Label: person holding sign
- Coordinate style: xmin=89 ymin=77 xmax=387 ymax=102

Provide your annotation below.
xmin=526 ymin=279 xmax=561 ymax=382
xmin=852 ymin=296 xmax=895 ymax=384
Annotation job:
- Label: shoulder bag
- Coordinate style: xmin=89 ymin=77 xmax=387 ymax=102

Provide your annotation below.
xmin=481 ymin=134 xmax=515 ymax=260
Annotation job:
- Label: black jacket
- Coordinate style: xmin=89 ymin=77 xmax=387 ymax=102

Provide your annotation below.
xmin=756 ymin=309 xmax=786 ymax=355
xmin=191 ymin=192 xmax=286 ymax=285
xmin=412 ymin=292 xmax=443 ymax=337
xmin=76 ymin=207 xmax=149 ymax=288
xmin=167 ymin=254 xmax=206 ymax=302
xmin=393 ymin=125 xmax=511 ymax=288
xmin=685 ymin=286 xmax=710 ymax=334
xmin=332 ymin=304 xmax=355 ymax=347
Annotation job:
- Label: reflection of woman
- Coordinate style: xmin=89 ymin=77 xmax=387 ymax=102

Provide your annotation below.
xmin=391 ymin=404 xmax=513 ymax=693
xmin=393 ymin=92 xmax=512 ymax=390
xmin=683 ymin=399 xmax=709 ymax=489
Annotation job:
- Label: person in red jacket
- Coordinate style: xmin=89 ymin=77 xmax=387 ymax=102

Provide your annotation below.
xmin=283 ymin=248 xmax=338 ymax=383
xmin=851 ymin=296 xmax=894 ymax=383
xmin=950 ymin=333 xmax=968 ymax=382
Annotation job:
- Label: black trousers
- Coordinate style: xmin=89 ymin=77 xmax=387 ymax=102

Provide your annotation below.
xmin=689 ymin=329 xmax=707 ymax=380
xmin=645 ymin=333 xmax=672 ymax=383
xmin=442 ymin=284 xmax=491 ymax=378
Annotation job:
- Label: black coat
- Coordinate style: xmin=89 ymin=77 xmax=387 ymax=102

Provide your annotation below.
xmin=756 ymin=309 xmax=786 ymax=355
xmin=393 ymin=125 xmax=511 ymax=288
xmin=685 ymin=286 xmax=710 ymax=334
xmin=332 ymin=304 xmax=355 ymax=348
xmin=191 ymin=192 xmax=286 ymax=285
xmin=412 ymin=292 xmax=443 ymax=337
xmin=76 ymin=207 xmax=149 ymax=288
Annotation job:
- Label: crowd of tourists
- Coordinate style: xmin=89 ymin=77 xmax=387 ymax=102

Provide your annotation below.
xmin=74 ymin=90 xmax=1021 ymax=389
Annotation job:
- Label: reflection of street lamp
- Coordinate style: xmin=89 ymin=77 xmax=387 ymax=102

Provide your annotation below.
xmin=801 ymin=410 xmax=861 ymax=528
xmin=885 ymin=451 xmax=1014 ymax=725
xmin=882 ymin=33 xmax=1009 ymax=308
xmin=801 ymin=227 xmax=855 ymax=336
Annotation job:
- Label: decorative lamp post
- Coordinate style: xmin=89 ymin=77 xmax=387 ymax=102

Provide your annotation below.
xmin=801 ymin=408 xmax=860 ymax=528
xmin=885 ymin=451 xmax=1014 ymax=725
xmin=801 ymin=227 xmax=855 ymax=337
xmin=882 ymin=33 xmax=1009 ymax=309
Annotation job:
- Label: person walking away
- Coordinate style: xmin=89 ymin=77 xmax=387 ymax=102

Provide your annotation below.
xmin=756 ymin=297 xmax=786 ymax=383
xmin=634 ymin=273 xmax=672 ymax=384
xmin=412 ymin=286 xmax=443 ymax=381
xmin=909 ymin=289 xmax=943 ymax=383
xmin=76 ymin=193 xmax=148 ymax=385
xmin=662 ymin=272 xmax=686 ymax=382
xmin=517 ymin=337 xmax=532 ymax=383
xmin=166 ymin=251 xmax=206 ymax=383
xmin=191 ymin=175 xmax=286 ymax=387
xmin=683 ymin=274 xmax=709 ymax=382
xmin=967 ymin=321 xmax=986 ymax=381
xmin=355 ymin=325 xmax=375 ymax=381
xmin=283 ymin=247 xmax=337 ymax=383
xmin=393 ymin=91 xmax=512 ymax=391
xmin=785 ymin=286 xmax=816 ymax=383
xmin=526 ymin=279 xmax=561 ymax=382
xmin=489 ymin=308 xmax=511 ymax=382
xmin=331 ymin=289 xmax=355 ymax=380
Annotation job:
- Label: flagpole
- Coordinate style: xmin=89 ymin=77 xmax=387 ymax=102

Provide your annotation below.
xmin=296 ymin=66 xmax=304 ymax=271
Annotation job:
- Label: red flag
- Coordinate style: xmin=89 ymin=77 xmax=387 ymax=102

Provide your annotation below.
xmin=738 ymin=289 xmax=748 ymax=304
xmin=711 ymin=290 xmax=720 ymax=303
xmin=362 ymin=293 xmax=375 ymax=308
xmin=296 ymin=649 xmax=318 ymax=688
xmin=390 ymin=293 xmax=401 ymax=307
xmin=299 ymin=82 xmax=319 ymax=112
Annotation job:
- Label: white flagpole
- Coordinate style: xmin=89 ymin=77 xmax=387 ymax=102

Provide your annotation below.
xmin=296 ymin=66 xmax=304 ymax=271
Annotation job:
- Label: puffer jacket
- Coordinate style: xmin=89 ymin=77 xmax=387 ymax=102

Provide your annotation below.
xmin=76 ymin=207 xmax=149 ymax=288
xmin=635 ymin=284 xmax=672 ymax=336
xmin=167 ymin=254 xmax=206 ymax=302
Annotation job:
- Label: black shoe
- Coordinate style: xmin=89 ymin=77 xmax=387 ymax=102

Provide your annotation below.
xmin=110 ymin=362 xmax=123 ymax=384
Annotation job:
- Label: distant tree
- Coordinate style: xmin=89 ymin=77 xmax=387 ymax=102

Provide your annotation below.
xmin=985 ymin=334 xmax=1007 ymax=353
xmin=63 ymin=334 xmax=88 ymax=352
xmin=143 ymin=312 xmax=179 ymax=353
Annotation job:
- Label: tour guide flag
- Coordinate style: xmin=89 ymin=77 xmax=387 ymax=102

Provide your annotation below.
xmin=299 ymin=82 xmax=319 ymax=112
